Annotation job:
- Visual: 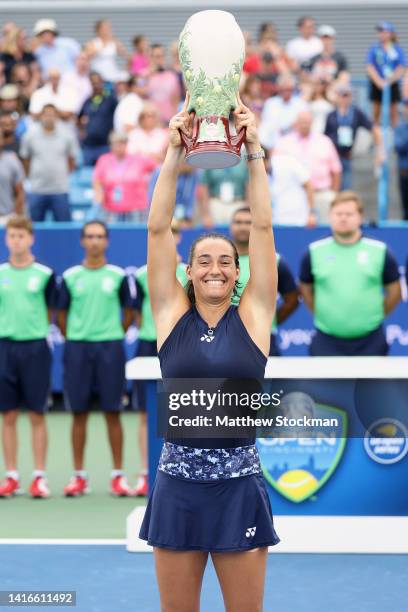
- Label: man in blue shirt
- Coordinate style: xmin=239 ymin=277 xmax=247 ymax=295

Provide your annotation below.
xmin=325 ymin=84 xmax=382 ymax=189
xmin=366 ymin=21 xmax=407 ymax=126
xmin=33 ymin=19 xmax=80 ymax=80
xmin=394 ymin=98 xmax=408 ymax=220
xmin=78 ymin=72 xmax=117 ymax=166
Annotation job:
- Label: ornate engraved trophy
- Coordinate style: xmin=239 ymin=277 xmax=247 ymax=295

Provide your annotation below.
xmin=178 ymin=10 xmax=246 ymax=169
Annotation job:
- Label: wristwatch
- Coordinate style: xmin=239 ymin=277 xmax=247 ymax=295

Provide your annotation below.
xmin=244 ymin=150 xmax=265 ymax=162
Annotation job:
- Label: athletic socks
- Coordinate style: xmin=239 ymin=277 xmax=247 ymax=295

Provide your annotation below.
xmin=33 ymin=470 xmax=46 ymax=479
xmin=111 ymin=469 xmax=123 ymax=479
xmin=6 ymin=470 xmax=19 ymax=481
xmin=74 ymin=470 xmax=88 ymax=480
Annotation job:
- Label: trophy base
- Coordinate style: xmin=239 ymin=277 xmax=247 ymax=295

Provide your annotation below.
xmin=186 ymin=146 xmax=241 ymax=170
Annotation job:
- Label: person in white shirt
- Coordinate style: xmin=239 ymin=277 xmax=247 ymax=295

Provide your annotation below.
xmin=60 ymin=52 xmax=92 ymax=115
xmin=29 ymin=67 xmax=78 ymax=120
xmin=113 ymin=75 xmax=144 ymax=132
xmin=85 ymin=19 xmax=129 ymax=84
xmin=267 ymin=148 xmax=316 ymax=226
xmin=286 ymin=16 xmax=323 ymax=68
xmin=259 ymin=74 xmax=309 ymax=150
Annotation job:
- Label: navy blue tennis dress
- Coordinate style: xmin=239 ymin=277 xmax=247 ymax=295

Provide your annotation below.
xmin=139 ymin=305 xmax=280 ymax=551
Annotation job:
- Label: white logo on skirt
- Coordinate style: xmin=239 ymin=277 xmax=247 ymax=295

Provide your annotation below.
xmin=246 ymin=526 xmax=256 ymax=538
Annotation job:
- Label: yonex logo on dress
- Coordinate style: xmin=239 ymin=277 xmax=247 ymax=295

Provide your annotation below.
xmin=200 ymin=334 xmax=214 ymax=342
xmin=246 ymin=526 xmax=256 ymax=538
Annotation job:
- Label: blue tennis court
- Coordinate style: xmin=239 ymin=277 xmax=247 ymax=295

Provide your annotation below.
xmin=1 ymin=546 xmax=406 ymax=612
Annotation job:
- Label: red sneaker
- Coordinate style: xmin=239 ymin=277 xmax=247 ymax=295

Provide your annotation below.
xmin=110 ymin=475 xmax=133 ymax=497
xmin=133 ymin=474 xmax=149 ymax=497
xmin=0 ymin=476 xmax=21 ymax=498
xmin=63 ymin=476 xmax=89 ymax=497
xmin=29 ymin=476 xmax=50 ymax=499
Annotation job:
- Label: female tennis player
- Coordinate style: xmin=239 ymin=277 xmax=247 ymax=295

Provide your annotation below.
xmin=139 ymin=95 xmax=280 ymax=611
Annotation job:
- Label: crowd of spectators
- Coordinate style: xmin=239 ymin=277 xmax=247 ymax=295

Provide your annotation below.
xmin=0 ymin=15 xmax=407 ymax=224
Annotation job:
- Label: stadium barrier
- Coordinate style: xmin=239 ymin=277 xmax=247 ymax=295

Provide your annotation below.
xmin=126 ymin=356 xmax=408 ymax=554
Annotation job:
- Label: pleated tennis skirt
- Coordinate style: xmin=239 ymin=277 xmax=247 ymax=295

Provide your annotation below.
xmin=139 ymin=470 xmax=280 ymax=552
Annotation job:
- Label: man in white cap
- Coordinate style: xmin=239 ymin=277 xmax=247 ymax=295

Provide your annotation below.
xmin=33 ymin=18 xmax=80 ymax=79
xmin=309 ymin=25 xmax=348 ymax=81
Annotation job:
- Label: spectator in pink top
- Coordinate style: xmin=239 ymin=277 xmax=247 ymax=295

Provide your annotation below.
xmin=130 ymin=35 xmax=150 ymax=76
xmin=127 ymin=102 xmax=168 ymax=163
xmin=93 ymin=131 xmax=156 ymax=222
xmin=276 ymin=110 xmax=342 ymax=223
xmin=146 ymin=44 xmax=181 ymax=124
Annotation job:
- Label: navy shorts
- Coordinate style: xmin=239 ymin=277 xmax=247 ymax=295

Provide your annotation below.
xmin=310 ymin=326 xmax=389 ymax=356
xmin=132 ymin=339 xmax=157 ymax=411
xmin=139 ymin=470 xmax=280 ymax=552
xmin=63 ymin=340 xmax=126 ymax=413
xmin=0 ymin=339 xmax=51 ymax=413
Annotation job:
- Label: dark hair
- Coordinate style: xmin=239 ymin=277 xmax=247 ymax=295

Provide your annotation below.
xmin=151 ymin=43 xmax=164 ymax=51
xmin=185 ymin=233 xmax=241 ymax=304
xmin=81 ymin=220 xmax=109 ymax=239
xmin=132 ymin=35 xmax=145 ymax=47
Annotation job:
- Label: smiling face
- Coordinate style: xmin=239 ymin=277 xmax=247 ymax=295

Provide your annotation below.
xmin=187 ymin=237 xmax=239 ymax=304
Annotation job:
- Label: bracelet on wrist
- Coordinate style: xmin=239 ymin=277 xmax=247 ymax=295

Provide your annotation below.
xmin=244 ymin=150 xmax=265 ymax=162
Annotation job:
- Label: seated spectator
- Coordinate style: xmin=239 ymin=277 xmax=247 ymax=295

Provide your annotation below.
xmin=286 ymin=16 xmax=323 ymax=69
xmin=20 ymin=104 xmax=79 ymax=221
xmin=130 ymin=35 xmax=150 ymax=77
xmin=148 ymin=163 xmax=198 ymax=227
xmin=242 ymin=31 xmax=261 ymax=75
xmin=198 ymin=157 xmax=249 ymax=226
xmin=0 ymin=112 xmax=19 ymax=154
xmin=11 ymin=62 xmax=40 ymax=101
xmin=394 ymin=98 xmax=408 ymax=220
xmin=85 ymin=19 xmax=129 ymax=85
xmin=0 ymin=26 xmax=38 ymax=83
xmin=60 ymin=51 xmax=92 ymax=115
xmin=29 ymin=67 xmax=78 ymax=120
xmin=366 ymin=22 xmax=407 ymax=126
xmin=240 ymin=74 xmax=264 ymax=122
xmin=266 ymin=148 xmax=316 ymax=227
xmin=127 ymin=103 xmax=168 ymax=162
xmin=0 ymin=83 xmax=31 ymax=139
xmin=114 ymin=70 xmax=131 ymax=101
xmin=93 ymin=131 xmax=156 ymax=222
xmin=114 ymin=75 xmax=144 ymax=133
xmin=0 ymin=126 xmax=25 ymax=222
xmin=308 ymin=76 xmax=335 ymax=133
xmin=78 ymin=71 xmax=117 ymax=166
xmin=146 ymin=44 xmax=181 ymax=124
xmin=276 ymin=111 xmax=342 ymax=223
xmin=325 ymin=84 xmax=382 ymax=189
xmin=309 ymin=25 xmax=348 ymax=82
xmin=259 ymin=73 xmax=309 ymax=150
xmin=32 ymin=18 xmax=80 ymax=80
xmin=169 ymin=40 xmax=185 ymax=99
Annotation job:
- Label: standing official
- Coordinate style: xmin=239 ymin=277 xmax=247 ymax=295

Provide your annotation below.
xmin=230 ymin=206 xmax=299 ymax=355
xmin=58 ymin=221 xmax=135 ymax=496
xmin=300 ymin=191 xmax=401 ymax=355
xmin=132 ymin=222 xmax=187 ymax=496
xmin=0 ymin=216 xmax=55 ymax=498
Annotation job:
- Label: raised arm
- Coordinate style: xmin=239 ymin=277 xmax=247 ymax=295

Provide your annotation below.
xmin=147 ymin=102 xmax=192 ymax=349
xmin=237 ymin=99 xmax=278 ymax=357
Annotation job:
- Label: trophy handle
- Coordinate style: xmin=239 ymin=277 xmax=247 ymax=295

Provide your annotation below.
xmin=230 ymin=127 xmax=246 ymax=151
